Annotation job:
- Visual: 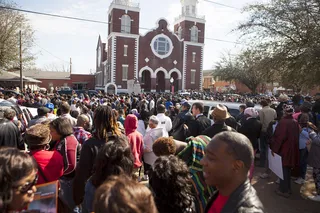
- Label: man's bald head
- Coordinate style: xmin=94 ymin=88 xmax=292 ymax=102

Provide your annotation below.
xmin=77 ymin=114 xmax=89 ymax=127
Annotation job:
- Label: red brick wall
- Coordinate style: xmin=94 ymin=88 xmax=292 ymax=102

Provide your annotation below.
xmin=115 ymin=37 xmax=136 ymax=89
xmin=185 ymin=45 xmax=202 ymax=90
xmin=38 ymin=74 xmax=95 ymax=90
xmin=109 ymin=8 xmax=140 ymax=35
xmin=174 ymin=20 xmax=205 ymax=43
xmin=139 ymin=19 xmax=184 ymax=77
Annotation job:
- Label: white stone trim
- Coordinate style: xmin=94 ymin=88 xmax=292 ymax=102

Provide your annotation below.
xmin=150 ymin=34 xmax=174 ymax=59
xmin=168 ymin=68 xmax=182 ymax=80
xmin=139 ymin=66 xmax=154 ymax=78
xmin=200 ymin=46 xmax=204 ymax=90
xmin=105 ymin=82 xmax=117 ymax=94
xmin=154 ymin=67 xmax=169 ymax=79
xmin=111 ymin=36 xmax=117 ymax=83
xmin=184 ymin=41 xmax=205 ymax=47
xmin=108 ymin=3 xmax=140 ymax=15
xmin=134 ymin=37 xmax=139 ymax=79
xmin=182 ymin=42 xmax=187 ymax=91
xmin=108 ymin=32 xmax=140 ymax=40
xmin=174 ymin=16 xmax=206 ymax=25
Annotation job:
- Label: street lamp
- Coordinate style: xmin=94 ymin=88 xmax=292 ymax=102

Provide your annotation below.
xmin=170 ymin=77 xmax=174 ymax=94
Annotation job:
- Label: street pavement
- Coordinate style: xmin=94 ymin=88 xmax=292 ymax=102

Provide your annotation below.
xmin=252 ymin=167 xmax=320 ymax=213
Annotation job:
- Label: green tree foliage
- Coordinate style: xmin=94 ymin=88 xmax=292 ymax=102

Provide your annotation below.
xmin=236 ymin=0 xmax=320 ymax=91
xmin=0 ymin=0 xmax=35 ymax=69
xmin=213 ymin=49 xmax=275 ymax=94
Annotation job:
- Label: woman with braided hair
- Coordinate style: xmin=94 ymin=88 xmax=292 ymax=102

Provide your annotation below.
xmin=73 ymin=105 xmax=125 ymax=206
xmin=0 ymin=147 xmax=38 ymax=212
xmin=150 ymin=155 xmax=195 ymax=213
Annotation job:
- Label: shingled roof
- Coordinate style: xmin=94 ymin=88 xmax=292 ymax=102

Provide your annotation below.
xmin=12 ymin=69 xmax=70 ymax=80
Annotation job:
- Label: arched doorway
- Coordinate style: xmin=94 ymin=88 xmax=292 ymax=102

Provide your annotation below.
xmin=105 ymin=83 xmax=117 ymax=94
xmin=156 ymin=71 xmax=165 ymax=92
xmin=170 ymin=72 xmax=179 ymax=92
xmin=141 ymin=70 xmax=151 ymax=92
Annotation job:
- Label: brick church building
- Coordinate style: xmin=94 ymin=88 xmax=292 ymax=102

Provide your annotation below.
xmin=95 ymin=0 xmax=205 ymax=93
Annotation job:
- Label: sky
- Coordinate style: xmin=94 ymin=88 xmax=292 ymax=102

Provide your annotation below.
xmin=14 ymin=0 xmax=266 ymax=74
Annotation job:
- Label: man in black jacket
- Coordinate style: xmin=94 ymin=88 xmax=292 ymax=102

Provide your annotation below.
xmin=171 ymin=102 xmax=194 ymax=141
xmin=186 ymin=102 xmax=211 ymax=137
xmin=201 ymin=132 xmax=264 ymax=213
xmin=0 ymin=113 xmax=23 ymax=149
xmin=202 ymin=104 xmax=235 ymax=138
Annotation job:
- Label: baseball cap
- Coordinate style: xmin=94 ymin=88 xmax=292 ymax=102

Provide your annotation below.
xmin=45 ymin=103 xmax=54 ymax=110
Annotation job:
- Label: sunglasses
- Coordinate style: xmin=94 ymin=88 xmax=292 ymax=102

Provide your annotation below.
xmin=14 ymin=174 xmax=38 ymax=194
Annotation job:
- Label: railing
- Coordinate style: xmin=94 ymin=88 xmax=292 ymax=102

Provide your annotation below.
xmin=175 ymin=14 xmax=205 ymax=21
xmin=112 ymin=0 xmax=140 ymax=8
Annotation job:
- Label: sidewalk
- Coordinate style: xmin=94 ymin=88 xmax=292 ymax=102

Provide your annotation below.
xmin=252 ymin=167 xmax=320 ymax=213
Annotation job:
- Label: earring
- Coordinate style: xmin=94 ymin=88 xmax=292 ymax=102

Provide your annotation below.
xmin=45 ymin=144 xmax=50 ymax=151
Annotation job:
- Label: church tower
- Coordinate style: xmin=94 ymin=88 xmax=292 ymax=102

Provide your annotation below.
xmin=174 ymin=0 xmax=206 ymax=91
xmin=106 ymin=0 xmax=140 ymax=92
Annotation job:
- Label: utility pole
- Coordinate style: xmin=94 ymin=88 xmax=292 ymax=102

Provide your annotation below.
xmin=19 ymin=30 xmax=23 ymax=92
xmin=70 ymin=58 xmax=72 ymax=74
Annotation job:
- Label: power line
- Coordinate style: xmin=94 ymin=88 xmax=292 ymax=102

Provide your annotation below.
xmin=0 ymin=5 xmax=240 ymax=44
xmin=205 ymin=37 xmax=240 ymax=44
xmin=203 ymin=0 xmax=240 ymax=10
xmin=32 ymin=41 xmax=70 ymax=64
xmin=0 ymin=6 xmax=109 ymax=25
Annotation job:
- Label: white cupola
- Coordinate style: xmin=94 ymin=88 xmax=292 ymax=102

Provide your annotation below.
xmin=181 ymin=0 xmax=199 ymax=17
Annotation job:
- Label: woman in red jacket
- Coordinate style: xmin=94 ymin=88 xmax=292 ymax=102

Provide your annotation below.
xmin=271 ymin=105 xmax=300 ymax=198
xmin=49 ymin=117 xmax=81 ymax=211
xmin=26 ymin=124 xmax=64 ymax=185
xmin=50 ymin=117 xmax=80 ymax=177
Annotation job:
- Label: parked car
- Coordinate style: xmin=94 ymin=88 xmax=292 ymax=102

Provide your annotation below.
xmin=0 ymin=90 xmax=21 ymax=97
xmin=187 ymin=100 xmax=262 ymax=119
xmin=57 ymin=89 xmax=98 ymax=98
xmin=0 ymin=99 xmax=37 ymax=129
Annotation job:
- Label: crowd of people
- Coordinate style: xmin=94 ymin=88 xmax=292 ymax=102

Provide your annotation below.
xmin=0 ymin=89 xmax=320 ymax=213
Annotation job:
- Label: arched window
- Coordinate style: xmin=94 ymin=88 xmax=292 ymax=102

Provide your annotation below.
xmin=121 ymin=14 xmax=131 ymax=33
xmin=177 ymin=26 xmax=182 ymax=39
xmin=190 ymin=26 xmax=198 ymax=42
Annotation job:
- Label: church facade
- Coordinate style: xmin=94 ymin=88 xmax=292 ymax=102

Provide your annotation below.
xmin=95 ymin=0 xmax=205 ymax=93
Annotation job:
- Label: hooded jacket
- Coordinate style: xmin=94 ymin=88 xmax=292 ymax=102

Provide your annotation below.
xmin=125 ymin=114 xmax=144 ymax=168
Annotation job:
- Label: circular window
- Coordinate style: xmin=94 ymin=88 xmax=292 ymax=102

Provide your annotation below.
xmin=150 ymin=34 xmax=173 ymax=59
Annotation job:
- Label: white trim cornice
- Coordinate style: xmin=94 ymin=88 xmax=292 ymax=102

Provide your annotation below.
xmin=108 ymin=32 xmax=140 ymax=40
xmin=108 ymin=3 xmax=140 ymax=15
xmin=174 ymin=16 xmax=206 ymax=25
xmin=184 ymin=41 xmax=205 ymax=47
